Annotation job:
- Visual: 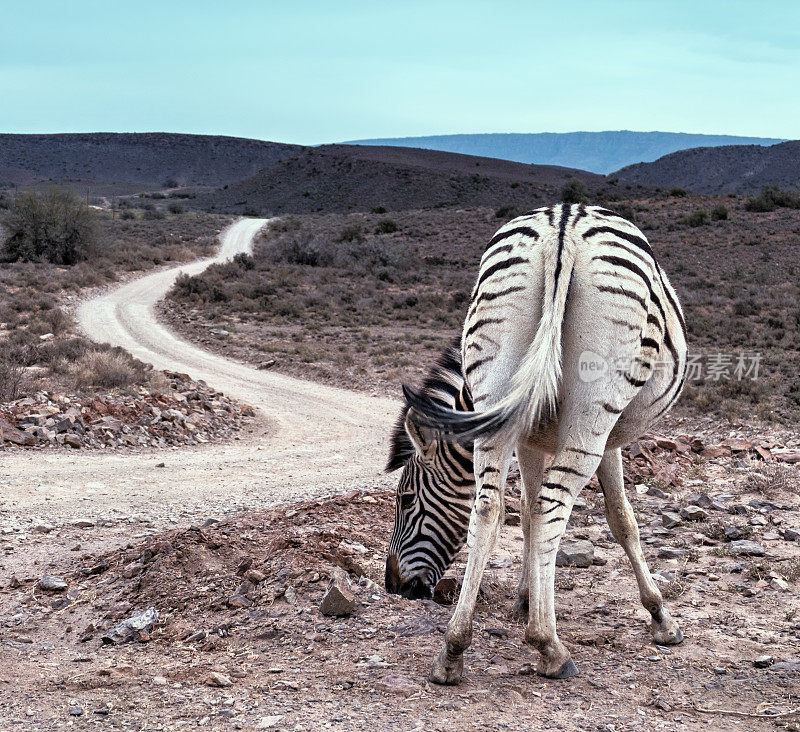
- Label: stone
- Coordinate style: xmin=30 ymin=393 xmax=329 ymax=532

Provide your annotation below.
xmin=686 ymin=494 xmax=713 ymax=509
xmin=725 ymin=526 xmax=746 ymax=541
xmin=0 ymin=418 xmax=36 ymax=446
xmin=661 ymin=511 xmax=681 ymax=529
xmin=770 ymin=577 xmax=789 ymax=592
xmin=657 ymin=546 xmax=687 ymax=559
xmin=556 ymin=540 xmax=594 ymax=568
xmin=730 ymin=540 xmax=765 ymax=556
xmin=102 ymin=607 xmax=159 ymax=644
xmin=680 ymin=505 xmax=709 ymax=522
xmin=374 ymin=673 xmax=419 ymax=696
xmin=207 ymin=671 xmax=233 ymax=687
xmin=38 ymin=574 xmax=68 ymax=591
xmin=69 ymin=706 xmax=84 ymax=716
xmin=753 ymin=655 xmax=774 ymax=668
xmin=256 ymin=716 xmax=285 ymax=729
xmin=319 ymin=568 xmax=356 ymax=617
xmin=227 ymin=594 xmax=253 ymax=609
xmin=784 ymin=528 xmax=800 ymax=542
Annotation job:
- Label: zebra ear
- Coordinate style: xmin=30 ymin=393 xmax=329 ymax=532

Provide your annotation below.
xmin=404 ymin=409 xmax=437 ymax=461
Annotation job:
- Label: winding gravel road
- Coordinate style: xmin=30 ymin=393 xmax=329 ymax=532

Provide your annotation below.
xmin=1 ymin=219 xmax=397 ymax=534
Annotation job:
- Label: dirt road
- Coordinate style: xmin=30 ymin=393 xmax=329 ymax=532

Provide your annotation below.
xmin=1 ymin=219 xmax=397 ymax=536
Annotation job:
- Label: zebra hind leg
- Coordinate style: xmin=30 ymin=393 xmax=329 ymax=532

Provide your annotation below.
xmin=525 ymin=439 xmax=606 ymax=678
xmin=512 ymin=444 xmax=546 ymax=619
xmin=429 ymin=441 xmax=514 ymax=685
xmin=597 ymin=448 xmax=683 ymax=646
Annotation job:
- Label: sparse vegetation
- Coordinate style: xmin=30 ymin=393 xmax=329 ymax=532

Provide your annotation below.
xmin=1 ymin=187 xmax=100 ymax=265
xmin=560 ymin=177 xmax=590 ymax=204
xmin=743 ymin=185 xmax=800 ymax=213
xmin=711 ymin=204 xmax=728 ymax=220
xmin=669 ymin=187 xmax=688 ymax=197
xmin=684 ymin=209 xmax=709 ymax=227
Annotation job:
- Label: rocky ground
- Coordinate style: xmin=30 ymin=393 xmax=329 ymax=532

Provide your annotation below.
xmin=2 ymin=424 xmax=799 ymax=730
xmin=0 ymin=371 xmax=252 ymax=451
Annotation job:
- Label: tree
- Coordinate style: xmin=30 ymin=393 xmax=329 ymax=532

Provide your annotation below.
xmin=1 ymin=187 xmax=99 ymax=265
xmin=560 ymin=177 xmax=589 ymax=204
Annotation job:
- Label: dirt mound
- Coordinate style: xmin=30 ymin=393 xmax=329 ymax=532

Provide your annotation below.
xmin=3 ymin=437 xmax=800 ymax=728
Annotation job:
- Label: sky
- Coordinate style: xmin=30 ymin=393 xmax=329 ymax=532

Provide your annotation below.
xmin=2 ymin=0 xmax=799 ymax=144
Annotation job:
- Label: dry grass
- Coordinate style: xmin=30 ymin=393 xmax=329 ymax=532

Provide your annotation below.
xmin=742 ymin=459 xmax=800 ymax=499
xmin=72 ymin=349 xmax=145 ymax=390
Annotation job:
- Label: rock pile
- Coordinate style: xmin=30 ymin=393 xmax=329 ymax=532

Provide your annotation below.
xmin=0 ymin=371 xmax=251 ymax=450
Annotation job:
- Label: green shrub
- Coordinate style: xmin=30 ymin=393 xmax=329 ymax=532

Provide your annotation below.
xmin=494 ymin=205 xmax=518 ymax=220
xmin=1 ymin=187 xmax=99 ymax=265
xmin=167 ymin=203 xmax=184 ymax=214
xmin=743 ymin=185 xmax=800 ymax=213
xmin=711 ymin=205 xmax=728 ymax=221
xmin=143 ymin=209 xmax=165 ymax=220
xmin=337 ymin=224 xmax=364 ymax=243
xmin=374 ymin=219 xmax=398 ymax=234
xmin=684 ymin=210 xmax=709 ymax=227
xmin=560 ymin=178 xmax=589 ymax=204
xmin=669 ymin=187 xmax=688 ymax=197
xmin=370 ymin=206 xmax=387 ymax=214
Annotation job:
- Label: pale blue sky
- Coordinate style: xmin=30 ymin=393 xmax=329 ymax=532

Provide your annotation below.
xmin=2 ymin=0 xmax=798 ymax=144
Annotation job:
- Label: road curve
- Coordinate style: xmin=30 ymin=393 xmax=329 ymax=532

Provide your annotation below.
xmin=1 ymin=219 xmax=398 ymax=531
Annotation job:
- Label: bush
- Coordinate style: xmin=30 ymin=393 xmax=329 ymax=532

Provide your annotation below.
xmin=72 ymin=349 xmax=143 ymax=389
xmin=494 ymin=205 xmax=518 ymax=220
xmin=370 ymin=206 xmax=387 ymax=214
xmin=1 ymin=187 xmax=99 ymax=265
xmin=167 ymin=203 xmax=184 ymax=214
xmin=143 ymin=208 xmax=165 ymax=220
xmin=743 ymin=185 xmax=800 ymax=213
xmin=337 ymin=224 xmax=364 ymax=243
xmin=374 ymin=219 xmax=399 ymax=234
xmin=669 ymin=187 xmax=688 ymax=197
xmin=684 ymin=210 xmax=709 ymax=227
xmin=0 ymin=354 xmax=26 ymax=400
xmin=560 ymin=178 xmax=589 ymax=204
xmin=232 ymin=252 xmax=255 ymax=270
xmin=711 ymin=205 xmax=728 ymax=220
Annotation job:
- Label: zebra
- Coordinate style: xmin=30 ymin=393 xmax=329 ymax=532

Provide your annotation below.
xmin=384 ymin=204 xmax=688 ymax=683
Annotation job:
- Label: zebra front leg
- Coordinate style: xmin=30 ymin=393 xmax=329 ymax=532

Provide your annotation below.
xmin=596 ymin=448 xmax=683 ymax=645
xmin=526 ymin=442 xmax=605 ymax=678
xmin=513 ymin=444 xmax=546 ymax=618
xmin=430 ymin=442 xmax=513 ymax=685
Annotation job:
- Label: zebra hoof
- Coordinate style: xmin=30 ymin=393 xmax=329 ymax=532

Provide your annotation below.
xmin=539 ymin=657 xmax=579 ymax=679
xmin=650 ymin=611 xmax=684 ymax=646
xmin=429 ymin=647 xmax=464 ymax=685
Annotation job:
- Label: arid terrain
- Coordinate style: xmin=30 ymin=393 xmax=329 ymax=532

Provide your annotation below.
xmin=2 ymin=133 xmax=800 ymax=729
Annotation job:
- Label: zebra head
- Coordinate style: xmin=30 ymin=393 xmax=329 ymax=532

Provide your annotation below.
xmin=385 ymin=343 xmax=475 ymax=600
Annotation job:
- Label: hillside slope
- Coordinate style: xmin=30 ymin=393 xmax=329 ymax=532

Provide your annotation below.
xmin=343 ymin=131 xmax=784 ymax=174
xmin=0 ymin=133 xmax=301 ymax=190
xmin=198 ymin=144 xmax=645 ymax=214
xmin=615 ymin=140 xmax=800 ymax=194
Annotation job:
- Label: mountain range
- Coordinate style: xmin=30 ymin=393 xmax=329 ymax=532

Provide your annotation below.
xmin=344 ymin=131 xmax=784 ymax=175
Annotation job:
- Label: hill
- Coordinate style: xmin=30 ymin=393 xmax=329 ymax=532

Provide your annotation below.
xmin=614 ymin=140 xmax=800 ymax=194
xmin=342 ymin=131 xmax=784 ymax=174
xmin=197 ymin=143 xmax=647 ymax=215
xmin=0 ymin=133 xmax=302 ymax=192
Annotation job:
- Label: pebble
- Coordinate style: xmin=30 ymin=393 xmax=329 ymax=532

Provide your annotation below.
xmin=256 ymin=716 xmax=285 ymax=729
xmin=657 ymin=546 xmax=687 ymax=559
xmin=753 ymin=655 xmax=774 ymax=668
xmin=38 ymin=574 xmax=68 ymax=591
xmin=69 ymin=706 xmax=83 ymax=716
xmin=207 ymin=671 xmax=233 ymax=687
xmin=730 ymin=540 xmax=765 ymax=556
xmin=661 ymin=511 xmax=681 ymax=529
xmin=555 ymin=540 xmax=594 ymax=568
xmin=784 ymin=527 xmax=800 ymax=541
xmin=680 ymin=505 xmax=708 ymax=522
xmin=319 ymin=568 xmax=356 ymax=616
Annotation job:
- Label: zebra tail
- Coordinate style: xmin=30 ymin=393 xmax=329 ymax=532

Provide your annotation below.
xmin=404 ymin=228 xmax=578 ymax=443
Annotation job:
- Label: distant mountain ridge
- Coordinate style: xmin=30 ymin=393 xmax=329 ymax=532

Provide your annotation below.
xmin=614 ymin=140 xmax=800 ymax=194
xmin=0 ymin=133 xmax=301 ymax=190
xmin=343 ymin=131 xmax=785 ymax=174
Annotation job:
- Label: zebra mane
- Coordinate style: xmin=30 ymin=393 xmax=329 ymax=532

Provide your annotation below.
xmin=386 ymin=337 xmax=465 ymax=472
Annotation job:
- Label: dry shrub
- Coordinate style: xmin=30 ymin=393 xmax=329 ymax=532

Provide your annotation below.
xmin=742 ymin=460 xmax=800 ymax=498
xmin=0 ymin=354 xmax=26 ymax=401
xmin=72 ymin=349 xmax=143 ymax=390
